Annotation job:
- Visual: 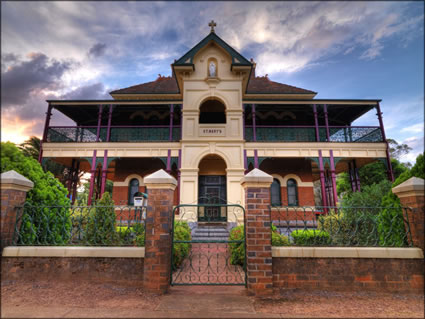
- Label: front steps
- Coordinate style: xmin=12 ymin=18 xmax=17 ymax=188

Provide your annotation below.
xmin=191 ymin=224 xmax=230 ymax=241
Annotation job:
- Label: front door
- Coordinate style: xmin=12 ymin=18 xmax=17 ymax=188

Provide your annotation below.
xmin=198 ymin=175 xmax=226 ymax=222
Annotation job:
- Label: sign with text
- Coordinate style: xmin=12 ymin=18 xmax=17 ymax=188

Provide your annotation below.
xmin=199 ymin=127 xmax=226 ymax=137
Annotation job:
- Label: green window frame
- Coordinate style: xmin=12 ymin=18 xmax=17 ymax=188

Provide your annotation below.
xmin=128 ymin=178 xmax=140 ymax=205
xmin=270 ymin=178 xmax=282 ymax=206
xmin=287 ymin=178 xmax=298 ymax=206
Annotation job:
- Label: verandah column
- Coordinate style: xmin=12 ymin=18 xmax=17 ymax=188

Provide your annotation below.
xmin=318 ymin=150 xmax=328 ymax=213
xmin=241 ymin=168 xmax=273 ymax=296
xmin=100 ymin=105 xmax=113 ymax=196
xmin=329 ymin=150 xmax=338 ymax=205
xmin=252 ymin=104 xmax=259 ymax=168
xmin=376 ymin=102 xmax=394 ymax=181
xmin=313 ymin=104 xmax=320 ymax=141
xmin=88 ymin=105 xmax=103 ymax=205
xmin=38 ymin=103 xmax=53 ymax=163
xmin=323 ymin=104 xmax=330 ymax=141
xmin=143 ymin=169 xmax=177 ymax=293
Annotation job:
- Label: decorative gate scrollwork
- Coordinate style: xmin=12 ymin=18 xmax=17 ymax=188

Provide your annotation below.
xmin=170 ymin=198 xmax=246 ymax=286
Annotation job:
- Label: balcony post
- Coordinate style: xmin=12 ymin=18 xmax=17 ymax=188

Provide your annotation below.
xmin=243 ymin=149 xmax=248 ymax=173
xmin=166 ymin=149 xmax=172 ymax=173
xmin=329 ymin=150 xmax=338 ymax=205
xmin=254 ymin=149 xmax=259 ymax=169
xmin=169 ymin=104 xmax=174 ymax=141
xmin=96 ymin=105 xmax=103 ymax=142
xmin=318 ymin=150 xmax=328 ymax=213
xmin=313 ymin=104 xmax=320 ymax=142
xmin=106 ymin=105 xmax=113 ymax=141
xmin=252 ymin=104 xmax=257 ymax=142
xmin=323 ymin=104 xmax=330 ymax=141
xmin=88 ymin=150 xmax=97 ymax=206
xmin=348 ymin=162 xmax=356 ymax=192
xmin=177 ymin=149 xmax=182 ymax=206
xmin=352 ymin=160 xmax=361 ymax=192
xmin=100 ymin=150 xmax=108 ymax=196
xmin=67 ymin=158 xmax=76 ymax=198
xmin=71 ymin=160 xmax=80 ymax=205
xmin=376 ymin=102 xmax=394 ymax=182
xmin=38 ymin=103 xmax=53 ymax=163
xmin=243 ymin=104 xmax=246 ymax=140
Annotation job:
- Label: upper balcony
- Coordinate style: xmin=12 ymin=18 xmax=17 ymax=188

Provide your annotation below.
xmin=242 ymin=101 xmax=385 ymax=143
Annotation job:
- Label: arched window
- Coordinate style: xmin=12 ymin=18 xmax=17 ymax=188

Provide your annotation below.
xmin=128 ymin=178 xmax=140 ymax=205
xmin=199 ymin=99 xmax=226 ymax=124
xmin=270 ymin=179 xmax=281 ymax=206
xmin=287 ymin=179 xmax=298 ymax=206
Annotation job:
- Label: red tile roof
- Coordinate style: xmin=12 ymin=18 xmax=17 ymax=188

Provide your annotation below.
xmin=110 ymin=75 xmax=179 ymax=94
xmin=110 ymin=72 xmax=315 ymax=95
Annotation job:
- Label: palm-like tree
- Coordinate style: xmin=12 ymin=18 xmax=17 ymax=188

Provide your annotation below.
xmin=19 ymin=136 xmax=41 ymax=160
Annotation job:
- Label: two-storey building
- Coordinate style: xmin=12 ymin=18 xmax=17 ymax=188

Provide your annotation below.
xmin=39 ymin=24 xmax=393 ymax=223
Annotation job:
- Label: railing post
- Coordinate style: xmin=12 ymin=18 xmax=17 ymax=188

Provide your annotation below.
xmin=1 ymin=171 xmax=34 ymax=251
xmin=254 ymin=149 xmax=259 ymax=169
xmin=169 ymin=104 xmax=174 ymax=141
xmin=323 ymin=104 xmax=330 ymax=142
xmin=252 ymin=104 xmax=257 ymax=142
xmin=241 ymin=168 xmax=273 ymax=296
xmin=38 ymin=103 xmax=53 ymax=163
xmin=376 ymin=102 xmax=394 ymax=182
xmin=106 ymin=104 xmax=113 ymax=142
xmin=313 ymin=104 xmax=320 ymax=142
xmin=392 ymin=177 xmax=424 ymax=251
xmin=143 ymin=169 xmax=177 ymax=293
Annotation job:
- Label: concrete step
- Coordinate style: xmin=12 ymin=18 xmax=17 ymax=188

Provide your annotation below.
xmin=194 ymin=228 xmax=228 ymax=234
xmin=189 ymin=237 xmax=230 ymax=241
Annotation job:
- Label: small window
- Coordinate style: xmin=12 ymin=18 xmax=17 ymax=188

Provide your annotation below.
xmin=128 ymin=178 xmax=140 ymax=205
xmin=271 ymin=179 xmax=281 ymax=206
xmin=287 ymin=179 xmax=298 ymax=206
xmin=199 ymin=99 xmax=226 ymax=124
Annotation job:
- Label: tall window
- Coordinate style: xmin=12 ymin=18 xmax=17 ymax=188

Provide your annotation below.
xmin=271 ymin=179 xmax=281 ymax=206
xmin=128 ymin=178 xmax=140 ymax=205
xmin=287 ymin=179 xmax=298 ymax=206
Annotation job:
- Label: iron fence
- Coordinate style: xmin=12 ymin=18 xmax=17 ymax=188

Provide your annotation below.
xmin=12 ymin=204 xmax=146 ymax=246
xmin=46 ymin=126 xmax=181 ymax=143
xmin=271 ymin=206 xmax=413 ymax=247
xmin=244 ymin=126 xmax=383 ymax=143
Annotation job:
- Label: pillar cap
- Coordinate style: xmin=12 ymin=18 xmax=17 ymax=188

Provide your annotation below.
xmin=1 ymin=170 xmax=34 ymax=191
xmin=392 ymin=177 xmax=424 ymax=198
xmin=241 ymin=168 xmax=273 ymax=188
xmin=144 ymin=169 xmax=177 ymax=190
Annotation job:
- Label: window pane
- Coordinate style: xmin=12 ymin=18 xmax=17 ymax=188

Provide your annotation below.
xmin=128 ymin=178 xmax=139 ymax=205
xmin=287 ymin=179 xmax=298 ymax=206
xmin=271 ymin=179 xmax=281 ymax=206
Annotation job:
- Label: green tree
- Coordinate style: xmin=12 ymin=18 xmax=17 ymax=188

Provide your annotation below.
xmin=1 ymin=142 xmax=71 ymax=244
xmin=18 ymin=136 xmax=71 ymax=186
xmin=387 ymin=138 xmax=412 ymax=160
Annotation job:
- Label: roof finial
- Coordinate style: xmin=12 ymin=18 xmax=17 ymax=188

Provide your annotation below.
xmin=208 ymin=20 xmax=217 ymax=33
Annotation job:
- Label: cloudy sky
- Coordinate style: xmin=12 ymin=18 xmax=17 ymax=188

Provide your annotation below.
xmin=1 ymin=1 xmax=424 ymax=163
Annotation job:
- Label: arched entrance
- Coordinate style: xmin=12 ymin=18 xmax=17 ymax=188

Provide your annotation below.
xmin=198 ymin=154 xmax=227 ymax=222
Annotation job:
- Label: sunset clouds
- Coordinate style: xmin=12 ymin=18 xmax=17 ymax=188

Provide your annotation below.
xmin=1 ymin=1 xmax=423 ymax=162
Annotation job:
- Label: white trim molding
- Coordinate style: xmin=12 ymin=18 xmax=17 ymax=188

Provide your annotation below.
xmin=282 ymin=174 xmax=314 ymax=187
xmin=2 ymin=246 xmax=145 ymax=258
xmin=113 ymin=174 xmax=144 ymax=187
xmin=272 ymin=247 xmax=424 ymax=259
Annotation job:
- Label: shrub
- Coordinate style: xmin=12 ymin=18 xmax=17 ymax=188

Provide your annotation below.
xmin=84 ymin=192 xmax=119 ymax=245
xmin=378 ymin=153 xmax=424 ymax=247
xmin=172 ymin=220 xmax=191 ymax=269
xmin=228 ymin=225 xmax=245 ymax=266
xmin=1 ymin=142 xmax=71 ymax=245
xmin=272 ymin=231 xmax=290 ymax=246
xmin=291 ymin=229 xmax=330 ymax=246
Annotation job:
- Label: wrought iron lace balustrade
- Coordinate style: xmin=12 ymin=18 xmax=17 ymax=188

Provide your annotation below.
xmin=245 ymin=126 xmax=383 ymax=142
xmin=47 ymin=126 xmax=181 ymax=142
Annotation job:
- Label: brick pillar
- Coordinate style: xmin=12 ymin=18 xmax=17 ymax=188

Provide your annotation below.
xmin=1 ymin=171 xmax=34 ymax=251
xmin=143 ymin=169 xmax=177 ymax=293
xmin=392 ymin=177 xmax=424 ymax=251
xmin=241 ymin=168 xmax=273 ymax=296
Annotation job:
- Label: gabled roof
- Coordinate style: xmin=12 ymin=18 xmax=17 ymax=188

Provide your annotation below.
xmin=173 ymin=31 xmax=252 ymax=67
xmin=110 ymin=75 xmax=179 ymax=95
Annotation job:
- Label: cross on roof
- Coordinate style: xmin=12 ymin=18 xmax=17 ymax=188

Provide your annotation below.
xmin=208 ymin=20 xmax=217 ymax=33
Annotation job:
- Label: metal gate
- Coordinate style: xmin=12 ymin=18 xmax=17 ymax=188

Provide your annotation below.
xmin=170 ymin=199 xmax=246 ymax=286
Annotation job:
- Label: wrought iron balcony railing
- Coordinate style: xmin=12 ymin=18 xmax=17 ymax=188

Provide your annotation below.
xmin=46 ymin=126 xmax=181 ymax=142
xmin=245 ymin=126 xmax=383 ymax=143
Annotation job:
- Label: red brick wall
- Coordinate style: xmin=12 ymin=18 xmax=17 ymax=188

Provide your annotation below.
xmin=273 ymin=257 xmax=424 ymax=293
xmin=1 ymin=189 xmax=28 ymax=250
xmin=2 ymin=257 xmax=144 ymax=287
